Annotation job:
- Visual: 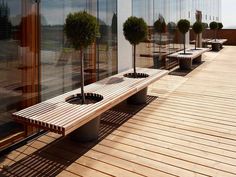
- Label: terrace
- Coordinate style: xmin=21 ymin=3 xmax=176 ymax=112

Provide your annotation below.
xmin=1 ymin=46 xmax=236 ymax=177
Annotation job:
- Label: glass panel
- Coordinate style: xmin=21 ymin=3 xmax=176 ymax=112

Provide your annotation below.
xmin=40 ymin=0 xmax=98 ymax=101
xmin=97 ymin=0 xmax=117 ymax=80
xmin=0 ymin=0 xmax=39 ymax=142
xmin=40 ymin=0 xmax=118 ymax=100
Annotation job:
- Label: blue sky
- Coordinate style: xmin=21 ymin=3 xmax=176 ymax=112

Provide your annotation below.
xmin=222 ymin=0 xmax=236 ymax=28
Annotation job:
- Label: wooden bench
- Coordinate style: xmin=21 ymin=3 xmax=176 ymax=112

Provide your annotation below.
xmin=207 ymin=39 xmax=228 ymax=51
xmin=167 ymin=48 xmax=210 ymax=70
xmin=12 ymin=68 xmax=168 ymax=140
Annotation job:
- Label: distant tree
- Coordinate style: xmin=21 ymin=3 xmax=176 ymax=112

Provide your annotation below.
xmin=177 ymin=19 xmax=190 ymax=54
xmin=192 ymin=21 xmax=203 ymax=49
xmin=111 ymin=13 xmax=117 ymax=35
xmin=154 ymin=15 xmax=167 ymax=54
xmin=209 ymin=21 xmax=218 ymax=41
xmin=123 ymin=16 xmax=148 ymax=77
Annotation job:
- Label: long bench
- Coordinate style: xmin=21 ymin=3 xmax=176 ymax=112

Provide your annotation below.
xmin=12 ymin=68 xmax=168 ymax=140
xmin=167 ymin=48 xmax=210 ymax=70
xmin=207 ymin=39 xmax=228 ymax=51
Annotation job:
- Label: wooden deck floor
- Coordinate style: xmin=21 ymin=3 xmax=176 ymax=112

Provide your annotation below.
xmin=1 ymin=46 xmax=236 ymax=177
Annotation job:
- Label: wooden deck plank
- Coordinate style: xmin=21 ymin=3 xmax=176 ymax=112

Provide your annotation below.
xmin=2 ymin=46 xmax=236 ymax=177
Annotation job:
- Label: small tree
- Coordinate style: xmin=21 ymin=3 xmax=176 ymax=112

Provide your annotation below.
xmin=209 ymin=21 xmax=218 ymax=41
xmin=154 ymin=15 xmax=167 ymax=54
xmin=123 ymin=16 xmax=148 ymax=77
xmin=177 ymin=19 xmax=190 ymax=54
xmin=192 ymin=21 xmax=203 ymax=49
xmin=167 ymin=22 xmax=177 ymax=49
xmin=64 ymin=11 xmax=99 ymax=104
xmin=217 ymin=22 xmax=223 ymax=39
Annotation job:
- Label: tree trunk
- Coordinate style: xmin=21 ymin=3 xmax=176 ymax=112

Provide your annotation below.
xmin=80 ymin=49 xmax=85 ymax=104
xmin=183 ymin=34 xmax=186 ymax=54
xmin=159 ymin=33 xmax=162 ymax=54
xmin=133 ymin=44 xmax=137 ymax=78
xmin=195 ymin=34 xmax=197 ymax=50
xmin=215 ymin=30 xmax=217 ymax=41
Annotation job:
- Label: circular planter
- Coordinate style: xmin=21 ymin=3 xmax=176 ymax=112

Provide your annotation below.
xmin=179 ymin=52 xmax=193 ymax=55
xmin=124 ymin=73 xmax=149 ymax=79
xmin=66 ymin=93 xmax=103 ymax=141
xmin=66 ymin=93 xmax=103 ymax=105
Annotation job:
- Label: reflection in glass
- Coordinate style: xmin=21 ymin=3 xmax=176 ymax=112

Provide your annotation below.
xmin=40 ymin=0 xmax=117 ymax=101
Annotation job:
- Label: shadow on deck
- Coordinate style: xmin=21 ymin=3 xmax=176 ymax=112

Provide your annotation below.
xmin=0 ymin=96 xmax=158 ymax=177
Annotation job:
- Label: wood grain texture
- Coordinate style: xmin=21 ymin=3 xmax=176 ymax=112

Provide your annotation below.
xmin=12 ymin=68 xmax=168 ymax=135
xmin=2 ymin=46 xmax=236 ymax=177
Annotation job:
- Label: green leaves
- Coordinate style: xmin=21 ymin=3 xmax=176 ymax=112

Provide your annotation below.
xmin=209 ymin=21 xmax=218 ymax=30
xmin=177 ymin=19 xmax=190 ymax=34
xmin=192 ymin=21 xmax=204 ymax=34
xmin=123 ymin=16 xmax=148 ymax=45
xmin=64 ymin=11 xmax=99 ymax=50
xmin=218 ymin=22 xmax=223 ymax=29
xmin=154 ymin=17 xmax=167 ymax=34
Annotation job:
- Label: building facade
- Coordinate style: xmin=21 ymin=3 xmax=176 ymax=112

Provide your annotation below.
xmin=0 ymin=0 xmax=221 ymax=150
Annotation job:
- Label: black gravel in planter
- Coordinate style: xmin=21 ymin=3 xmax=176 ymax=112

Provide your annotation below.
xmin=179 ymin=53 xmax=193 ymax=55
xmin=124 ymin=73 xmax=149 ymax=79
xmin=66 ymin=93 xmax=103 ymax=105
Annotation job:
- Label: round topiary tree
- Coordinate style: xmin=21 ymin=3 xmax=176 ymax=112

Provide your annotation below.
xmin=177 ymin=19 xmax=190 ymax=54
xmin=192 ymin=21 xmax=203 ymax=50
xmin=154 ymin=16 xmax=167 ymax=54
xmin=64 ymin=11 xmax=99 ymax=104
xmin=218 ymin=22 xmax=223 ymax=30
xmin=202 ymin=22 xmax=208 ymax=30
xmin=167 ymin=22 xmax=177 ymax=49
xmin=217 ymin=22 xmax=223 ymax=39
xmin=123 ymin=16 xmax=148 ymax=78
xmin=209 ymin=21 xmax=218 ymax=41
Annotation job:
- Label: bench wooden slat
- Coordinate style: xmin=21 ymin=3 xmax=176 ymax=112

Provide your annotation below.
xmin=13 ymin=68 xmax=168 ymax=136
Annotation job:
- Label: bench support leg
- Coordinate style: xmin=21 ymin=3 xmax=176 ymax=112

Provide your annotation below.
xmin=70 ymin=116 xmax=100 ymax=142
xmin=127 ymin=87 xmax=148 ymax=105
xmin=179 ymin=59 xmax=192 ymax=70
xmin=193 ymin=55 xmax=202 ymax=64
xmin=212 ymin=43 xmax=220 ymax=51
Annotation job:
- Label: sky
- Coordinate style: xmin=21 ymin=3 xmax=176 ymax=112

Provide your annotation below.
xmin=222 ymin=0 xmax=236 ymax=29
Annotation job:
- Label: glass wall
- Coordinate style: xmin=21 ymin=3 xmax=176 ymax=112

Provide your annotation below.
xmin=0 ymin=0 xmax=39 ymax=147
xmin=133 ymin=0 xmax=183 ymax=69
xmin=40 ymin=0 xmax=117 ymax=101
xmin=133 ymin=0 xmax=221 ymax=69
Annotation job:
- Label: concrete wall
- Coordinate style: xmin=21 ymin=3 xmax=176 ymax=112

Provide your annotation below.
xmin=117 ymin=0 xmax=132 ymax=72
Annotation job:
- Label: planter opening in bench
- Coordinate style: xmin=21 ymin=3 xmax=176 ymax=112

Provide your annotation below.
xmin=179 ymin=52 xmax=193 ymax=55
xmin=124 ymin=73 xmax=149 ymax=79
xmin=66 ymin=93 xmax=103 ymax=105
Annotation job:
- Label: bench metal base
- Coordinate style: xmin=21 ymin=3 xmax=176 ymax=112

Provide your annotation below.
xmin=127 ymin=87 xmax=148 ymax=105
xmin=179 ymin=59 xmax=192 ymax=70
xmin=212 ymin=43 xmax=221 ymax=51
xmin=193 ymin=55 xmax=202 ymax=64
xmin=70 ymin=116 xmax=100 ymax=142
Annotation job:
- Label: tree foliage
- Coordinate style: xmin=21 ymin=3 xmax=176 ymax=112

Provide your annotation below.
xmin=209 ymin=21 xmax=218 ymax=30
xmin=154 ymin=16 xmax=167 ymax=34
xmin=192 ymin=21 xmax=203 ymax=34
xmin=64 ymin=11 xmax=99 ymax=50
xmin=177 ymin=19 xmax=190 ymax=34
xmin=123 ymin=16 xmax=148 ymax=45
xmin=218 ymin=22 xmax=223 ymax=29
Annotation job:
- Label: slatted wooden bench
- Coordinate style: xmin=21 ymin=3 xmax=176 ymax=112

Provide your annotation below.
xmin=167 ymin=48 xmax=210 ymax=70
xmin=12 ymin=68 xmax=168 ymax=139
xmin=207 ymin=39 xmax=228 ymax=51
